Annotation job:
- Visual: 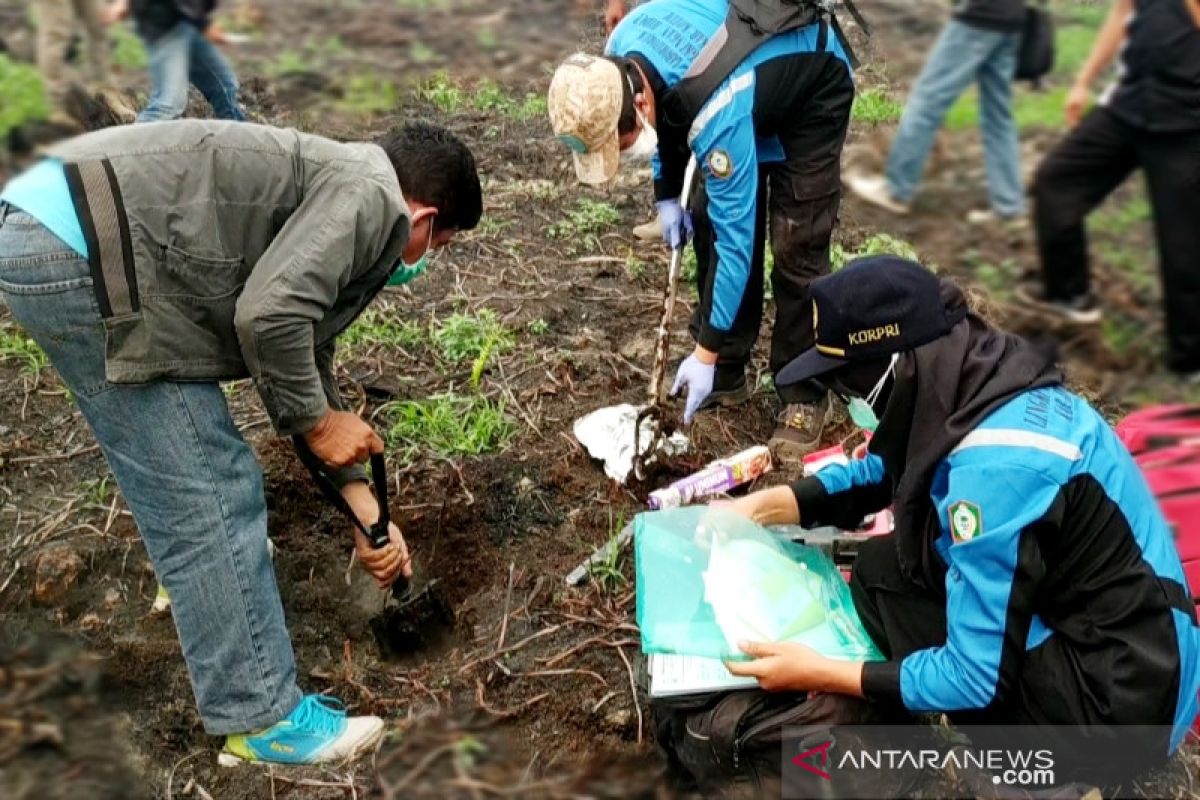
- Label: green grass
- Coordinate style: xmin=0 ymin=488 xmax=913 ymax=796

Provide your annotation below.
xmin=625 ymin=254 xmax=650 ymax=281
xmin=832 ymin=233 xmax=920 ymax=270
xmin=962 ymin=251 xmax=1020 ymax=296
xmin=0 ymin=55 xmax=48 ymax=138
xmin=417 ymin=73 xmax=547 ymax=121
xmin=852 ymin=88 xmax=903 ymax=125
xmin=339 ymin=73 xmax=398 ymax=115
xmin=1094 ymin=194 xmax=1151 ymax=237
xmin=341 ymin=308 xmax=424 ymax=351
xmin=0 ymin=323 xmax=48 ymax=377
xmin=269 ymin=49 xmax=308 ymax=77
xmin=433 ymin=309 xmax=515 ymax=363
xmin=110 ymin=24 xmax=149 ymax=71
xmin=547 ymin=199 xmax=620 ymax=251
xmin=1101 ymin=315 xmax=1143 ymax=358
xmin=382 ymin=393 xmax=516 ymax=459
xmin=410 ymin=42 xmax=439 ymax=64
xmin=475 ymin=216 xmax=514 ymax=237
xmin=527 ymin=318 xmax=549 ymax=336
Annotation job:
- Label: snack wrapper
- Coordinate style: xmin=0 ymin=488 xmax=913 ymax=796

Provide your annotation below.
xmin=647 ymin=446 xmax=772 ymax=509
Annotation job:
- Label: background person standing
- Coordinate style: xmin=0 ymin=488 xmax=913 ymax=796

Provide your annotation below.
xmin=847 ymin=0 xmax=1026 ymax=222
xmin=103 ymin=0 xmax=245 ymax=122
xmin=550 ymin=0 xmax=856 ymax=463
xmin=1019 ymin=0 xmax=1200 ymax=379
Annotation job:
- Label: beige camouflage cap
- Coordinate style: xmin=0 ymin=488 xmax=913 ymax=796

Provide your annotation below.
xmin=548 ymin=53 xmax=623 ymax=185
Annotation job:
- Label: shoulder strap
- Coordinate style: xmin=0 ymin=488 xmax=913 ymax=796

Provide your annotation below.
xmin=661 ymin=0 xmax=865 ymax=130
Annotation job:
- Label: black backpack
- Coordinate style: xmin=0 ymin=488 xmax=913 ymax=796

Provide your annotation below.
xmin=660 ymin=0 xmax=870 ymax=128
xmin=652 ymin=688 xmax=926 ymax=797
xmin=1015 ymin=2 xmax=1055 ymax=85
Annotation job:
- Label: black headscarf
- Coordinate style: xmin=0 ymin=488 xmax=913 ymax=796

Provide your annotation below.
xmin=867 ymin=282 xmax=1062 ymax=593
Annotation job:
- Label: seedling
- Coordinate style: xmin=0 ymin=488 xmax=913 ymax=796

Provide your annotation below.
xmin=589 ymin=512 xmax=628 ymax=594
xmin=432 ymin=309 xmax=514 ymax=363
xmin=547 ymin=199 xmax=620 ymax=252
xmin=418 ymin=72 xmax=466 ymax=113
xmin=527 ymin=318 xmax=549 ymax=336
xmin=84 ymin=476 xmax=112 ymax=508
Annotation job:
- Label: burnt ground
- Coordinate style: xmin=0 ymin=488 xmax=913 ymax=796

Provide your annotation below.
xmin=2 ymin=0 xmax=1200 ymax=798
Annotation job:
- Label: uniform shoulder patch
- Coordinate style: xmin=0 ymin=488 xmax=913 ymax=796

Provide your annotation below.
xmin=706 ymin=149 xmax=733 ymax=180
xmin=948 ymin=500 xmax=982 ymax=543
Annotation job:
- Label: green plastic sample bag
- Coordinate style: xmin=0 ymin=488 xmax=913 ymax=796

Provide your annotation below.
xmin=634 ymin=505 xmax=883 ymax=662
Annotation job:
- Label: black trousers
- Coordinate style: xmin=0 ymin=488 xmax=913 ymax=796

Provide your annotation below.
xmin=1032 ymin=107 xmax=1200 ymax=373
xmin=687 ymin=56 xmax=854 ymax=404
xmin=849 ymin=534 xmax=1173 ymax=785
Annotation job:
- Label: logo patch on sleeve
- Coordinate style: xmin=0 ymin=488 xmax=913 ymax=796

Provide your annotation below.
xmin=707 ymin=149 xmax=733 ymax=179
xmin=948 ymin=500 xmax=982 ymax=543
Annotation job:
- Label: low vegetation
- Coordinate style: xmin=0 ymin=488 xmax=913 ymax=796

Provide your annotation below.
xmin=381 ymin=392 xmax=515 ymax=459
xmin=0 ymin=55 xmax=48 ymax=138
xmin=0 ymin=323 xmax=48 ymax=377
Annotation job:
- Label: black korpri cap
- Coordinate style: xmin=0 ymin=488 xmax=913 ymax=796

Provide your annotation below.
xmin=777 ymin=255 xmax=967 ymax=387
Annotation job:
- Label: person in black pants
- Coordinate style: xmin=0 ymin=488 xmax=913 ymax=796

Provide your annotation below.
xmin=1020 ymin=0 xmax=1200 ymax=377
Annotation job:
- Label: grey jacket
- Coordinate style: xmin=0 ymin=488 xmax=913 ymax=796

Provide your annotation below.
xmin=48 ymin=120 xmax=412 ymax=441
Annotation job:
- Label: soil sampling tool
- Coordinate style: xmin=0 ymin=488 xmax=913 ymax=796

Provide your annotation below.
xmin=293 ymin=439 xmax=452 ymax=658
xmin=631 ymin=155 xmax=700 ymax=481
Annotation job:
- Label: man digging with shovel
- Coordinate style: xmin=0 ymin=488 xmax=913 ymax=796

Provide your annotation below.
xmin=548 ymin=0 xmax=857 ymax=464
xmin=0 ymin=118 xmax=482 ymax=766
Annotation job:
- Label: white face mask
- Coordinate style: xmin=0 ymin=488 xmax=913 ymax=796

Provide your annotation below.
xmin=621 ymin=110 xmax=658 ymax=162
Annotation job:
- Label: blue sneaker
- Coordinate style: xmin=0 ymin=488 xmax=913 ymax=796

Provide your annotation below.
xmin=218 ymin=695 xmax=384 ymax=767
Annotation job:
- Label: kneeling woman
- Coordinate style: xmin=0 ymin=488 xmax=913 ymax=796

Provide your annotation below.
xmin=723 ymin=256 xmax=1200 ymax=781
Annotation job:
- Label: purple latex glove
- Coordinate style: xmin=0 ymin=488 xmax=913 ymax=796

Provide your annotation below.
xmin=670 ymin=354 xmax=715 ymax=424
xmin=656 ymin=198 xmax=694 ymax=250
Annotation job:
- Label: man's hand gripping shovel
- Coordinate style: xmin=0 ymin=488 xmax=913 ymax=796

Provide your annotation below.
xmin=294 ymin=437 xmax=451 ymax=656
xmin=633 ymin=156 xmax=698 ymax=481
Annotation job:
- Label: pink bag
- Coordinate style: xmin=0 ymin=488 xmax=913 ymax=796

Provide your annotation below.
xmin=1116 ymin=405 xmax=1200 ymax=605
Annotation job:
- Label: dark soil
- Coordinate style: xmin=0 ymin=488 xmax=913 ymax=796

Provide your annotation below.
xmin=2 ymin=1 xmax=1198 ymax=798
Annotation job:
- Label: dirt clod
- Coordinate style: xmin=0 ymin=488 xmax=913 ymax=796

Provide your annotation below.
xmin=32 ymin=547 xmax=85 ymax=607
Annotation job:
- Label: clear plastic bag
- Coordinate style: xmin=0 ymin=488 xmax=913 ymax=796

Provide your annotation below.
xmin=634 ymin=506 xmax=883 ymax=661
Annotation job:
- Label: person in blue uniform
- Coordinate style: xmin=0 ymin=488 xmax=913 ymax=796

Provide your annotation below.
xmin=548 ymin=0 xmax=856 ymax=463
xmin=721 ymin=255 xmax=1200 ymax=783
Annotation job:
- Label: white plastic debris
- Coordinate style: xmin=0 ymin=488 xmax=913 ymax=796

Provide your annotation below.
xmin=573 ymin=404 xmax=690 ymax=484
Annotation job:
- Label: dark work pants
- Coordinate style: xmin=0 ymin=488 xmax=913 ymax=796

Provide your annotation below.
xmin=1032 ymin=107 xmax=1200 ymax=373
xmin=849 ymin=534 xmax=1172 ymax=784
xmin=688 ymin=58 xmax=854 ymax=404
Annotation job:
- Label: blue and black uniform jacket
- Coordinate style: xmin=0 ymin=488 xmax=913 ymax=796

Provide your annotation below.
xmin=605 ymin=0 xmax=850 ymax=350
xmin=793 ymin=385 xmax=1200 ymax=752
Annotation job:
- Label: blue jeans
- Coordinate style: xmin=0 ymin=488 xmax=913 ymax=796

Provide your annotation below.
xmin=0 ymin=207 xmax=300 ymax=735
xmin=137 ymin=21 xmax=245 ymax=123
xmin=886 ymin=20 xmax=1024 ymax=217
